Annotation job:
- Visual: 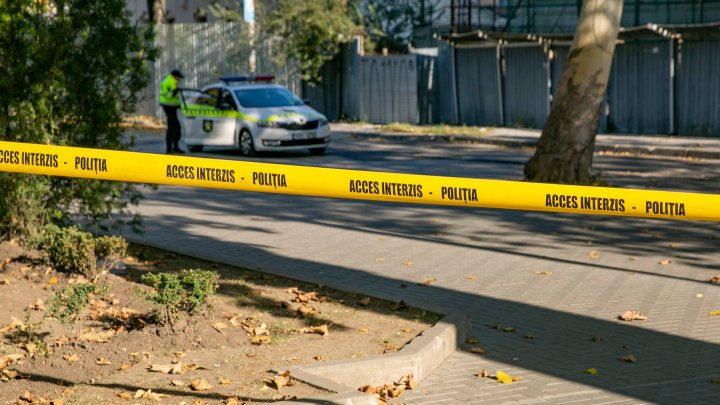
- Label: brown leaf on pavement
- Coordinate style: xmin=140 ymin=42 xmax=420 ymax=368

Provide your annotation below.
xmin=358 ymin=297 xmax=371 ymax=306
xmin=465 ymin=336 xmax=480 ymax=344
xmin=219 ymin=377 xmax=232 ymax=385
xmin=27 ymin=298 xmax=46 ymax=311
xmin=401 ymin=261 xmax=414 ymax=267
xmin=475 ymin=369 xmax=489 ymax=378
xmin=709 ymin=311 xmax=720 ymax=316
xmin=468 ymin=347 xmax=485 ymax=354
xmin=709 ymin=273 xmax=720 ymax=284
xmin=79 ymin=330 xmax=115 ymax=343
xmin=189 ymin=379 xmax=213 ymax=391
xmin=0 ymin=317 xmax=25 ymax=333
xmin=296 ymin=303 xmax=317 ymax=317
xmin=149 ymin=362 xmax=184 ymax=374
xmin=659 ymin=259 xmax=672 ymax=265
xmin=494 ymin=371 xmax=514 ymax=384
xmin=619 ymin=355 xmax=638 ymax=363
xmin=359 ymin=327 xmax=369 ymax=333
xmin=96 ymin=357 xmax=112 ymax=366
xmin=619 ymin=310 xmax=647 ymax=321
xmin=118 ymin=363 xmax=132 ymax=371
xmin=272 ymin=370 xmax=293 ymax=390
xmin=588 ymin=251 xmax=600 ymax=259
xmin=251 ymin=335 xmax=271 ymax=345
xmin=170 ymin=380 xmax=184 ymax=386
xmin=418 ymin=277 xmax=437 ymax=286
xmin=535 ymin=271 xmax=553 ymax=276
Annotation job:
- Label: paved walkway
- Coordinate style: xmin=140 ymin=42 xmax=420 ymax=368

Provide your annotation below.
xmin=331 ymin=123 xmax=720 ymax=160
xmin=127 ymin=131 xmax=720 ymax=404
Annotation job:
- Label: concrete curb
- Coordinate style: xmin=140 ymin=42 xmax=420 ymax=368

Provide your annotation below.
xmin=274 ymin=314 xmax=470 ymax=405
xmin=336 ymin=130 xmax=720 ymax=160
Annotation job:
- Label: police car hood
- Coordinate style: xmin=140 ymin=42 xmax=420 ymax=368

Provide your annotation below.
xmin=245 ymin=106 xmax=325 ymax=123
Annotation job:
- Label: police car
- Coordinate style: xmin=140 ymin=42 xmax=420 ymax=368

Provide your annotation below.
xmin=178 ymin=76 xmax=330 ymax=156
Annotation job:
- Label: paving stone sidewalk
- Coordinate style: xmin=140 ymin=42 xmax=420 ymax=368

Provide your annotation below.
xmin=127 ymin=133 xmax=720 ymax=404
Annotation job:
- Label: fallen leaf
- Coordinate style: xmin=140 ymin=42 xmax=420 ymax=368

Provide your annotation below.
xmin=359 ymin=327 xmax=369 ymax=333
xmin=469 ymin=347 xmax=485 ymax=354
xmin=219 ymin=377 xmax=232 ymax=385
xmin=79 ymin=330 xmax=115 ymax=343
xmin=392 ymin=300 xmax=409 ymax=310
xmin=313 ymin=355 xmax=325 ymax=361
xmin=27 ymin=298 xmax=46 ymax=311
xmin=419 ymin=277 xmax=437 ymax=286
xmin=534 ymin=271 xmax=553 ymax=276
xmin=133 ymin=389 xmax=164 ymax=401
xmin=359 ymin=297 xmax=371 ymax=306
xmin=116 ymin=391 xmax=133 ymax=399
xmin=591 ymin=336 xmax=604 ymax=343
xmin=0 ymin=317 xmax=25 ymax=333
xmin=189 ymin=379 xmax=213 ymax=391
xmin=170 ymin=380 xmax=184 ymax=386
xmin=659 ymin=259 xmax=672 ymax=265
xmin=466 ymin=275 xmax=477 ymax=280
xmin=709 ymin=311 xmax=720 ymax=316
xmin=299 ymin=325 xmax=329 ymax=336
xmin=495 ymin=371 xmax=514 ymax=384
xmin=588 ymin=251 xmax=599 ymax=259
xmin=401 ymin=261 xmax=414 ymax=267
xmin=96 ymin=357 xmax=112 ymax=366
xmin=272 ymin=370 xmax=293 ymax=390
xmin=118 ymin=363 xmax=132 ymax=371
xmin=475 ymin=369 xmax=489 ymax=378
xmin=296 ymin=304 xmax=317 ymax=317
xmin=711 ymin=377 xmax=720 ymax=384
xmin=465 ymin=336 xmax=480 ymax=344
xmin=211 ymin=321 xmax=227 ymax=335
xmin=2 ymin=369 xmax=18 ymax=380
xmin=709 ymin=273 xmax=720 ymax=284
xmin=619 ymin=310 xmax=647 ymax=321
xmin=184 ymin=363 xmax=208 ymax=371
xmin=619 ymin=355 xmax=637 ymax=363
xmin=149 ymin=362 xmax=184 ymax=374
xmin=523 ymin=333 xmax=536 ymax=339
xmin=251 ymin=335 xmax=271 ymax=345
xmin=359 ymin=385 xmax=375 ymax=394
xmin=63 ymin=354 xmax=79 ymax=363
xmin=503 ymin=327 xmax=516 ymax=333
xmin=48 ymin=277 xmax=58 ymax=284
xmin=669 ymin=243 xmax=681 ymax=248
xmin=584 ymin=368 xmax=598 ymax=375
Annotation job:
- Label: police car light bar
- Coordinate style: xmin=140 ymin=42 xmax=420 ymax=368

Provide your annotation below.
xmin=219 ymin=75 xmax=275 ymax=84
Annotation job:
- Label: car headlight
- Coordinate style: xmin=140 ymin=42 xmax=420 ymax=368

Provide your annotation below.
xmin=258 ymin=120 xmax=280 ymax=128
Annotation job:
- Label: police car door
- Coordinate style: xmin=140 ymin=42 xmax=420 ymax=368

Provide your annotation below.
xmin=178 ymin=87 xmax=236 ymax=146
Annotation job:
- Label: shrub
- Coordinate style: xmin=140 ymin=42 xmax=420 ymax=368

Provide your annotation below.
xmin=49 ymin=283 xmax=109 ymax=325
xmin=40 ymin=224 xmax=97 ymax=277
xmin=38 ymin=225 xmax=128 ymax=277
xmin=95 ymin=235 xmax=128 ymax=273
xmin=140 ymin=269 xmax=219 ymax=327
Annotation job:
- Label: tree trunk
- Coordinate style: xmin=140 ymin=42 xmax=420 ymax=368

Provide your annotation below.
xmin=152 ymin=0 xmax=166 ymax=25
xmin=524 ymin=0 xmax=623 ymax=184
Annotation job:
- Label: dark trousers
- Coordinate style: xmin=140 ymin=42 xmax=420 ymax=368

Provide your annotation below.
xmin=162 ymin=105 xmax=181 ymax=152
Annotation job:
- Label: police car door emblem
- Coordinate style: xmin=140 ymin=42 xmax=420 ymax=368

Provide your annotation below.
xmin=202 ymin=120 xmax=213 ymax=133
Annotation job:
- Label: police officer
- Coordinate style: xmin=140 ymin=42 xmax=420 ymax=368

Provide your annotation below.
xmin=159 ymin=69 xmax=185 ymax=154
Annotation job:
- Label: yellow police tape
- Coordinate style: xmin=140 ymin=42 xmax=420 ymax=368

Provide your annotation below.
xmin=1 ymin=140 xmax=719 ymax=222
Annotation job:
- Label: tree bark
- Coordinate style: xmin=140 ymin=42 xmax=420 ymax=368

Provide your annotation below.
xmin=524 ymin=0 xmax=623 ymax=184
xmin=152 ymin=0 xmax=166 ymax=25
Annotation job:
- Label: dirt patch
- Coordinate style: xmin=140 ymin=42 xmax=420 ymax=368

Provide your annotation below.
xmin=0 ymin=241 xmax=439 ymax=404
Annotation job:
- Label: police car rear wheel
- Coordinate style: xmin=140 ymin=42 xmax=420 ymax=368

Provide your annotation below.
xmin=239 ymin=130 xmax=256 ymax=157
xmin=188 ymin=145 xmax=203 ymax=153
xmin=309 ymin=147 xmax=326 ymax=156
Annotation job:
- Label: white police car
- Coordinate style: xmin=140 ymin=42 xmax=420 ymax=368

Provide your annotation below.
xmin=178 ymin=76 xmax=330 ymax=156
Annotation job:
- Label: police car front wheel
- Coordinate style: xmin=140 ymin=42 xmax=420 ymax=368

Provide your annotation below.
xmin=239 ymin=130 xmax=256 ymax=157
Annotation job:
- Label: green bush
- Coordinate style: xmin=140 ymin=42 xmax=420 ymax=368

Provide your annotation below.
xmin=140 ymin=269 xmax=219 ymax=327
xmin=41 ymin=224 xmax=97 ymax=276
xmin=49 ymin=283 xmax=109 ymax=325
xmin=39 ymin=224 xmax=128 ymax=277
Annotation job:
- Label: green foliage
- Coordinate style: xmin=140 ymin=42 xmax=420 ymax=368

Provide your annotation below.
xmin=349 ymin=0 xmax=445 ymax=52
xmin=0 ymin=0 xmax=158 ymax=240
xmin=39 ymin=224 xmax=128 ymax=277
xmin=262 ymin=0 xmax=359 ymax=82
xmin=49 ymin=283 xmax=108 ymax=325
xmin=8 ymin=311 xmax=49 ymax=357
xmin=140 ymin=269 xmax=219 ymax=327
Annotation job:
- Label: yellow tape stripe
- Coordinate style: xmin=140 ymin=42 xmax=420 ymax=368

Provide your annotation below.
xmin=1 ymin=141 xmax=719 ymax=222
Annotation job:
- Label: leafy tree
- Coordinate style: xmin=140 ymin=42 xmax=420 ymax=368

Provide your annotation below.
xmin=524 ymin=0 xmax=623 ymax=184
xmin=0 ymin=0 xmax=158 ymax=240
xmin=262 ymin=0 xmax=359 ymax=82
xmin=350 ymin=0 xmax=444 ymax=52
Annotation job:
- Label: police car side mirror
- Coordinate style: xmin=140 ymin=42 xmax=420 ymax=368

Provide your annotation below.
xmin=303 ymin=99 xmax=311 ymax=106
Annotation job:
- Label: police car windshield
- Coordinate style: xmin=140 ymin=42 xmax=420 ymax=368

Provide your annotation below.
xmin=234 ymin=87 xmax=304 ymax=108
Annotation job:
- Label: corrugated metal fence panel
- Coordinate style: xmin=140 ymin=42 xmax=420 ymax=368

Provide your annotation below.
xmin=676 ymin=39 xmax=720 ymax=137
xmin=503 ymin=45 xmax=549 ymax=128
xmin=358 ymin=56 xmax=418 ymax=124
xmin=437 ymin=43 xmax=457 ymax=124
xmin=607 ymin=40 xmax=671 ymax=134
xmin=416 ymin=53 xmax=440 ymax=124
xmin=455 ymin=47 xmax=502 ymax=126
